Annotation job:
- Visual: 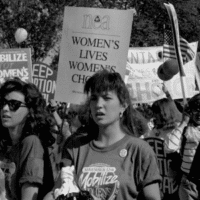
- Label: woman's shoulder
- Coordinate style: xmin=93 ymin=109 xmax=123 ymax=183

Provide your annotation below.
xmin=63 ymin=133 xmax=92 ymax=149
xmin=20 ymin=135 xmax=44 ymax=158
xmin=22 ymin=135 xmax=41 ymax=142
xmin=126 ymin=135 xmax=154 ymax=151
xmin=126 ymin=136 xmax=158 ymax=161
xmin=128 ymin=136 xmax=160 ymax=160
xmin=21 ymin=135 xmax=43 ymax=149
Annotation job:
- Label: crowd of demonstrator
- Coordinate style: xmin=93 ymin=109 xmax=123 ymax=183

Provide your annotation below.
xmin=0 ymin=70 xmax=200 ymax=200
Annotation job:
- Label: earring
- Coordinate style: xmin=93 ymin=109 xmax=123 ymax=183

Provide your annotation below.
xmin=119 ymin=112 xmax=123 ymax=118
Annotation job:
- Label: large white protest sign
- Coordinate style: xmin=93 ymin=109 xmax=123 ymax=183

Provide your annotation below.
xmin=55 ymin=7 xmax=134 ymax=104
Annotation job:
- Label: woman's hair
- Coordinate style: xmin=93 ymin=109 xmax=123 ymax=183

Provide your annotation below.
xmin=0 ymin=77 xmax=55 ymax=147
xmin=83 ymin=69 xmax=147 ymax=138
xmin=151 ymin=98 xmax=182 ymax=129
xmin=184 ymin=93 xmax=200 ymax=125
xmin=187 ymin=93 xmax=200 ymax=111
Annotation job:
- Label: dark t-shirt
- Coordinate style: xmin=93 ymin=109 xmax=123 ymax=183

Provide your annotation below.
xmin=62 ymin=134 xmax=161 ymax=200
xmin=0 ymin=135 xmax=54 ymax=200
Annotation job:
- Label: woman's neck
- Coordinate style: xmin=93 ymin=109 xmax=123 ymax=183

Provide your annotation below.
xmin=8 ymin=126 xmax=23 ymax=145
xmin=96 ymin=124 xmax=126 ymax=147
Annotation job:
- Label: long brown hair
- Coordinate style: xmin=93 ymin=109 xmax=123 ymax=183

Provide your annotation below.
xmin=151 ymin=98 xmax=182 ymax=129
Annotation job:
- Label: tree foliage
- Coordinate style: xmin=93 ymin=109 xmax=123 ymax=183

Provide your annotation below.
xmin=0 ymin=0 xmax=74 ymax=61
xmin=0 ymin=0 xmax=200 ymax=69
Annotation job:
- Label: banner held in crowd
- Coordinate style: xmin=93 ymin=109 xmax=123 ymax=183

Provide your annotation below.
xmin=125 ymin=44 xmax=199 ymax=104
xmin=0 ymin=48 xmax=32 ymax=83
xmin=55 ymin=7 xmax=134 ymax=104
xmin=126 ymin=46 xmax=170 ymax=104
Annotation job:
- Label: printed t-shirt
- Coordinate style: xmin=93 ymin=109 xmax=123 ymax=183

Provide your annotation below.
xmin=0 ymin=135 xmax=54 ymax=200
xmin=62 ymin=134 xmax=161 ymax=200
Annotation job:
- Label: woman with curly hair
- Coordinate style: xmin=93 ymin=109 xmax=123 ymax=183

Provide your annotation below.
xmin=0 ymin=77 xmax=56 ymax=200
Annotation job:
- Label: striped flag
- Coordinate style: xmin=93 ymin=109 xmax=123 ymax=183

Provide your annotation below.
xmin=163 ymin=30 xmax=195 ymax=64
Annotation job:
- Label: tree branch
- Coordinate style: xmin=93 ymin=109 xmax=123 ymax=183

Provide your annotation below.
xmin=98 ymin=0 xmax=106 ymax=7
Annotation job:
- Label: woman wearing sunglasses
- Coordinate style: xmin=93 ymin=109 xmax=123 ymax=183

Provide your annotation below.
xmin=0 ymin=77 xmax=55 ymax=200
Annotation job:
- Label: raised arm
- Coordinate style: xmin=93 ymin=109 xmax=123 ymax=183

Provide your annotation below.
xmin=165 ymin=110 xmax=190 ymax=153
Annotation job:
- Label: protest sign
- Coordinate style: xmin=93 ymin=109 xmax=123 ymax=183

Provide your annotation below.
xmin=32 ymin=62 xmax=57 ymax=103
xmin=125 ymin=43 xmax=199 ymax=104
xmin=0 ymin=48 xmax=32 ymax=83
xmin=145 ymin=137 xmax=178 ymax=199
xmin=55 ymin=7 xmax=134 ymax=104
xmin=125 ymin=46 xmax=165 ymax=104
xmin=127 ymin=46 xmax=163 ymax=64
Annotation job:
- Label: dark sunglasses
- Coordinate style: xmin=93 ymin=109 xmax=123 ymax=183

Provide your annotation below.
xmin=1 ymin=99 xmax=27 ymax=112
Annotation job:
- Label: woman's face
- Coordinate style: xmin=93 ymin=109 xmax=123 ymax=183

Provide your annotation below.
xmin=1 ymin=91 xmax=29 ymax=129
xmin=191 ymin=107 xmax=200 ymax=126
xmin=90 ymin=90 xmax=125 ymax=127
